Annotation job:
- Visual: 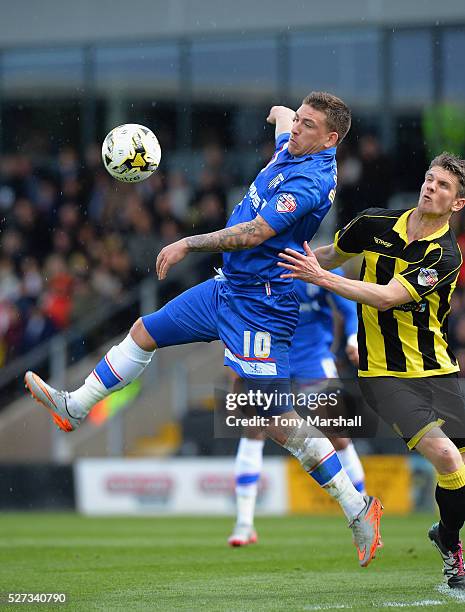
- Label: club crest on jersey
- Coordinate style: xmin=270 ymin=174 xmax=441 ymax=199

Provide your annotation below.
xmin=276 ymin=193 xmax=297 ymax=213
xmin=418 ymin=268 xmax=438 ymax=287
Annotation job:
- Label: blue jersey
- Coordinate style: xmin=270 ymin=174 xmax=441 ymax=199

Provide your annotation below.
xmin=290 ymin=269 xmax=358 ymax=379
xmin=144 ymin=131 xmax=337 ymax=387
xmin=222 ymin=132 xmax=337 ymax=291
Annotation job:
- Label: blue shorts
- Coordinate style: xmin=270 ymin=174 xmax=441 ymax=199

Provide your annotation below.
xmin=142 ymin=279 xmax=299 ymax=381
xmin=290 ymin=353 xmax=338 ymax=381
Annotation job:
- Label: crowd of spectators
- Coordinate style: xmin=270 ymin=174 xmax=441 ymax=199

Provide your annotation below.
xmin=0 ymin=142 xmax=231 ymax=367
xmin=1 ymin=135 xmax=465 ymax=375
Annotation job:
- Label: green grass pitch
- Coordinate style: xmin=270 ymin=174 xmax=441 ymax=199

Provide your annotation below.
xmin=0 ymin=513 xmax=464 ymax=611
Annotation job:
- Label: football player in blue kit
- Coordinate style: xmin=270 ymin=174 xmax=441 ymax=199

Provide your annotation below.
xmin=290 ymin=270 xmax=359 ymax=382
xmin=25 ymin=92 xmax=382 ymax=567
xmin=228 ymin=271 xmax=367 ymax=547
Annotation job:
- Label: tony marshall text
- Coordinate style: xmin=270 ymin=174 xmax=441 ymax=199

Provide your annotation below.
xmin=225 ymin=415 xmax=362 ymax=428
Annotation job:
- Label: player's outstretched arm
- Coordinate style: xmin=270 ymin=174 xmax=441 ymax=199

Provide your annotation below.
xmin=278 ymin=241 xmax=412 ymax=311
xmin=156 ymin=215 xmax=276 ymax=280
xmin=266 ymin=106 xmax=295 ymax=138
xmin=185 ymin=215 xmax=276 ymax=252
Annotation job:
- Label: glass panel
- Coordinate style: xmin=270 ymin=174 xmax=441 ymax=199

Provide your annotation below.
xmin=289 ymin=29 xmax=380 ymax=107
xmin=391 ymin=30 xmax=433 ymax=106
xmin=394 ymin=113 xmax=428 ymax=191
xmin=191 ymin=38 xmax=277 ymax=102
xmin=2 ymin=99 xmax=82 ymax=154
xmin=2 ymin=48 xmax=84 ymax=97
xmin=442 ymin=29 xmax=465 ymax=102
xmin=95 ymin=43 xmax=180 ymax=97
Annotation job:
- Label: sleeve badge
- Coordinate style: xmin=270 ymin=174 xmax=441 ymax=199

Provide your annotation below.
xmin=276 ymin=193 xmax=297 ymax=213
xmin=417 ymin=268 xmax=439 ymax=287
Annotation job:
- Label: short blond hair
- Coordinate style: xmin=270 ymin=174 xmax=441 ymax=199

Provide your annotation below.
xmin=429 ymin=152 xmax=465 ymax=198
xmin=302 ymin=91 xmax=351 ymax=144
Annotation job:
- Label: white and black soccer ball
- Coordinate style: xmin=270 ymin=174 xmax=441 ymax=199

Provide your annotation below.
xmin=101 ymin=123 xmax=161 ymax=183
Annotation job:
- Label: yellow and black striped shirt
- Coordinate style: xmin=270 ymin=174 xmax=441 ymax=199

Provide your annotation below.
xmin=334 ymin=207 xmax=462 ymax=378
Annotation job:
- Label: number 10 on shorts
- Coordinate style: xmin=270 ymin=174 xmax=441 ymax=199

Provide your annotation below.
xmin=243 ymin=331 xmax=271 ymax=358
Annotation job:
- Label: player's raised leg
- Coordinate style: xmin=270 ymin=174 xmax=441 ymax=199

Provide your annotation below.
xmin=24 ymin=324 xmax=155 ymax=431
xmin=25 ymin=280 xmax=221 ymax=431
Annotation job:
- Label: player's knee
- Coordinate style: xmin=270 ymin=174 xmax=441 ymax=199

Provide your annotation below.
xmin=435 ymin=445 xmax=463 ymax=473
xmin=417 ymin=436 xmax=462 ymax=473
xmin=130 ymin=318 xmax=158 ymax=352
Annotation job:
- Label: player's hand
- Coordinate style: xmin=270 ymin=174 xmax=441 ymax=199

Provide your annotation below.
xmin=278 ymin=241 xmax=327 ymax=284
xmin=345 ymin=344 xmax=359 ymax=367
xmin=156 ymin=238 xmax=189 ymax=280
xmin=266 ymin=105 xmax=294 ymax=125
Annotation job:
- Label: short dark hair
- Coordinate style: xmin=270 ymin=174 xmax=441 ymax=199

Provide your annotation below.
xmin=302 ymin=91 xmax=351 ymax=144
xmin=429 ymin=152 xmax=465 ymax=198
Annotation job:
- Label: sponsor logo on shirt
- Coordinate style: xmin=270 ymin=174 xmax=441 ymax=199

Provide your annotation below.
xmin=374 ymin=236 xmax=393 ymax=247
xmin=417 ymin=268 xmax=439 ymax=287
xmin=276 ymin=193 xmax=297 ymax=213
xmin=268 ymin=173 xmax=285 ymax=189
xmin=394 ymin=301 xmax=426 ymax=313
xmin=248 ymin=182 xmax=267 ymax=211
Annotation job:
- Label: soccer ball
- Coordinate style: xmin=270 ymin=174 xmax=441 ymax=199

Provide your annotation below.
xmin=101 ymin=123 xmax=161 ymax=183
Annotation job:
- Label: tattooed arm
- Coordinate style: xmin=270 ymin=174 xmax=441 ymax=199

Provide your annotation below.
xmin=156 ymin=215 xmax=276 ymax=280
xmin=186 ymin=215 xmax=276 ymax=252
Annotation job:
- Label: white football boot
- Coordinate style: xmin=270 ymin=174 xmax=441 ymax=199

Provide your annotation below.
xmin=228 ymin=524 xmax=258 ymax=547
xmin=24 ymin=371 xmax=82 ymax=432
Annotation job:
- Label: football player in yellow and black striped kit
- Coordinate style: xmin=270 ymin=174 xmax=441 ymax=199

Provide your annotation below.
xmin=279 ymin=152 xmax=465 ymax=589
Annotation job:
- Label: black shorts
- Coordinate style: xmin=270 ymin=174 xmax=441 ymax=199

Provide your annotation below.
xmin=359 ymin=373 xmax=465 ymax=451
xmin=291 ymin=378 xmax=379 ymax=439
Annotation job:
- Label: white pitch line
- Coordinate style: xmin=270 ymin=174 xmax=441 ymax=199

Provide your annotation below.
xmin=382 ymin=601 xmax=443 ymax=608
xmin=303 ymin=606 xmax=354 ymax=611
xmin=304 ymin=600 xmax=445 ymax=610
xmin=437 ymin=583 xmax=465 ymax=603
